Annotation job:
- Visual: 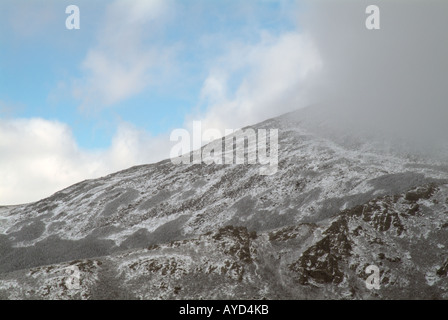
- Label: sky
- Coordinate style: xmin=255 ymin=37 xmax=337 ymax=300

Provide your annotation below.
xmin=1 ymin=0 xmax=447 ymax=205
xmin=0 ymin=0 xmax=322 ymax=205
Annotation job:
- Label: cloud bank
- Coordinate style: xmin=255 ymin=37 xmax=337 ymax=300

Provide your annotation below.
xmin=0 ymin=118 xmax=169 ymax=205
xmin=194 ymin=31 xmax=321 ymax=132
xmin=298 ymin=0 xmax=448 ymax=151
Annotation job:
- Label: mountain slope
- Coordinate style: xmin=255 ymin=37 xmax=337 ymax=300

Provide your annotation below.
xmin=1 ymin=105 xmax=448 ymax=299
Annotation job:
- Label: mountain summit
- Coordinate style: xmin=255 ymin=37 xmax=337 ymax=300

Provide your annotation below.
xmin=1 ymin=105 xmax=448 ymax=299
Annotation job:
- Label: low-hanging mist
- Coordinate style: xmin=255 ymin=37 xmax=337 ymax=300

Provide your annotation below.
xmin=298 ymin=0 xmax=448 ymax=157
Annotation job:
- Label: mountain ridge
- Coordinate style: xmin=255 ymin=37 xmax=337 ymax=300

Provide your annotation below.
xmin=1 ymin=105 xmax=448 ymax=299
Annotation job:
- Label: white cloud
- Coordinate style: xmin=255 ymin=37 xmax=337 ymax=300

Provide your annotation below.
xmin=193 ymin=31 xmax=322 ymax=132
xmin=73 ymin=0 xmax=175 ymax=109
xmin=0 ymin=118 xmax=169 ymax=205
xmin=75 ymin=49 xmax=152 ymax=107
xmin=106 ymin=122 xmax=170 ymax=169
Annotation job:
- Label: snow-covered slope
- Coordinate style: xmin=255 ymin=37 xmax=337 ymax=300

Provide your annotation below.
xmin=1 ymin=105 xmax=448 ymax=299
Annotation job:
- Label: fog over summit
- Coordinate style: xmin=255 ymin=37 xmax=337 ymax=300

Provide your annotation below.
xmin=300 ymin=0 xmax=448 ymax=156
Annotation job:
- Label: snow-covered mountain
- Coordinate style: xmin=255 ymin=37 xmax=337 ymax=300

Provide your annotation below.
xmin=1 ymin=105 xmax=448 ymax=299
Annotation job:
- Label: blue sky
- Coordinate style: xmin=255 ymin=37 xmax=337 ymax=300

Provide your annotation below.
xmin=0 ymin=0 xmax=322 ymax=204
xmin=2 ymin=0 xmax=445 ymax=205
xmin=0 ymin=0 xmax=298 ymax=149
